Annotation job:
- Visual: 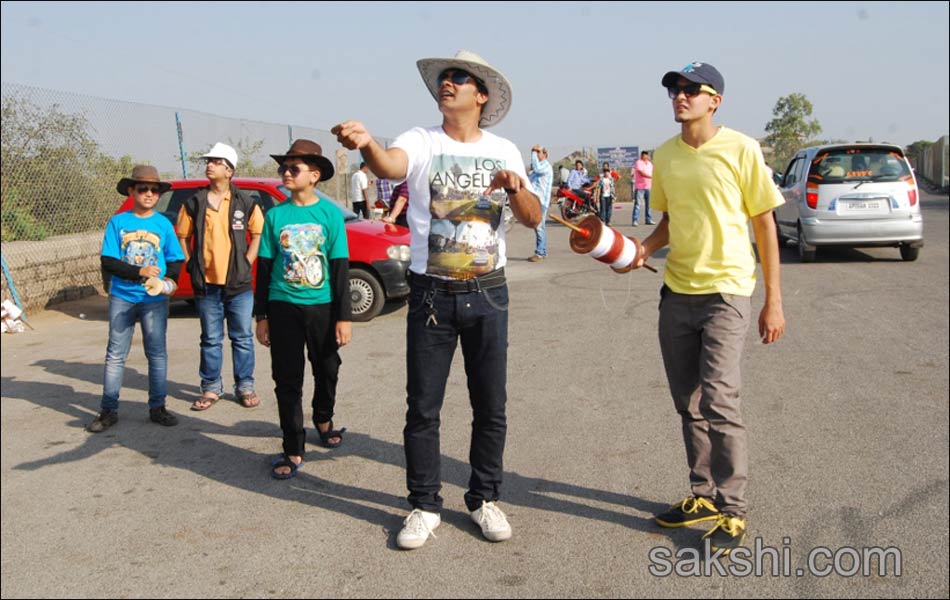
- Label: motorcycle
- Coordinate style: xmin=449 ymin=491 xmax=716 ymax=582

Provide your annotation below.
xmin=557 ymin=182 xmax=599 ymax=221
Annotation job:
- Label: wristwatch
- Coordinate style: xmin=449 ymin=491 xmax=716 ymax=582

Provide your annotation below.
xmin=255 ymin=314 xmax=268 ymax=322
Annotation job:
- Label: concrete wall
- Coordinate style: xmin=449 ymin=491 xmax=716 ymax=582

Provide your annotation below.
xmin=1 ymin=232 xmax=104 ymax=312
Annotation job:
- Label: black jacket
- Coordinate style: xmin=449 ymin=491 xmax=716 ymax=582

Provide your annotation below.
xmin=181 ymin=184 xmax=259 ymax=297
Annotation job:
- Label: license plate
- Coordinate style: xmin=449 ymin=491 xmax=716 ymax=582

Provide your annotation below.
xmin=847 ymin=201 xmax=881 ymax=210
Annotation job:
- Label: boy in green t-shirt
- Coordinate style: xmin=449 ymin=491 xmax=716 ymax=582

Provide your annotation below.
xmin=634 ymin=62 xmax=786 ymax=554
xmin=254 ymin=140 xmax=352 ymax=480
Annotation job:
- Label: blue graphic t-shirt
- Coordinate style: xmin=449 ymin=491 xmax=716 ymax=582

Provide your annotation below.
xmin=392 ymin=126 xmax=537 ymax=279
xmin=258 ymin=198 xmax=348 ymax=305
xmin=101 ymin=211 xmax=184 ymax=303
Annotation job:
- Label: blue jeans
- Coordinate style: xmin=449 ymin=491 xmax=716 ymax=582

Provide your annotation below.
xmin=101 ymin=296 xmax=169 ymax=411
xmin=195 ymin=287 xmax=255 ymax=396
xmin=534 ymin=204 xmax=549 ymax=257
xmin=404 ymin=279 xmax=509 ymax=513
xmin=633 ymin=188 xmax=652 ymax=224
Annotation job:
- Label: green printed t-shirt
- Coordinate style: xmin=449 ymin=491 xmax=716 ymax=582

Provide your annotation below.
xmin=258 ymin=199 xmax=348 ymax=305
xmin=651 ymin=127 xmax=784 ymax=296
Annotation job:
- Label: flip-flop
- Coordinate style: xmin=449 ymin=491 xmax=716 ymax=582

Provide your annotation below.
xmin=190 ymin=393 xmax=220 ymax=411
xmin=238 ymin=390 xmax=260 ymax=408
xmin=270 ymin=454 xmax=303 ymax=480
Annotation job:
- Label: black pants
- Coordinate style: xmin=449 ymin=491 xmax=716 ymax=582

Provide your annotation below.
xmin=352 ymin=201 xmax=370 ymax=219
xmin=268 ymin=301 xmax=341 ymax=456
xmin=404 ymin=280 xmax=509 ymax=513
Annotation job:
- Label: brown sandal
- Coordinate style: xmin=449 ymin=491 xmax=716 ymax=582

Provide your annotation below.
xmin=191 ymin=392 xmax=220 ymax=411
xmin=238 ymin=390 xmax=260 ymax=408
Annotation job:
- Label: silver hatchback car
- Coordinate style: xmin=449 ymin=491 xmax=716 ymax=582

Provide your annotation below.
xmin=775 ymin=144 xmax=923 ymax=262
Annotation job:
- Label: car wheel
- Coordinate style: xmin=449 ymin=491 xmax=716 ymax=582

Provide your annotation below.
xmin=899 ymin=245 xmax=920 ymax=262
xmin=349 ymin=267 xmax=385 ymax=322
xmin=797 ymin=224 xmax=817 ymax=263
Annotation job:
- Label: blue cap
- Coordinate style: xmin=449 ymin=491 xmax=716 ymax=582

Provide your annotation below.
xmin=661 ymin=62 xmax=725 ymax=95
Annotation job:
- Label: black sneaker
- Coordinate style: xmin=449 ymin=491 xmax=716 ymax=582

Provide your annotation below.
xmin=655 ymin=496 xmax=720 ymax=528
xmin=149 ymin=407 xmax=178 ymax=427
xmin=86 ymin=410 xmax=118 ymax=433
xmin=702 ymin=514 xmax=746 ymax=554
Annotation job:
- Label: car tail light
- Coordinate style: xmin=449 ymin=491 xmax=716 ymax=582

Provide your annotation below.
xmin=806 ymin=183 xmax=819 ymax=209
xmin=908 ymin=185 xmax=918 ymax=207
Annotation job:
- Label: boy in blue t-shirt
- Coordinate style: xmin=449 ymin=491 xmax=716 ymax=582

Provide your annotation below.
xmin=87 ymin=166 xmax=185 ymax=433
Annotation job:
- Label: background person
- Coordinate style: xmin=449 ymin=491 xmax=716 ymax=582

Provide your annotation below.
xmin=177 ymin=142 xmax=263 ymax=411
xmin=88 ymin=165 xmax=184 ymax=433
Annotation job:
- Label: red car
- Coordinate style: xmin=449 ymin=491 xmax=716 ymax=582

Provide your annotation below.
xmin=114 ymin=178 xmax=411 ymax=321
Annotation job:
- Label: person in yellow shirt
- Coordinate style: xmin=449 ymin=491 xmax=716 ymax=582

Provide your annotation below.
xmin=177 ymin=143 xmax=265 ymax=411
xmin=634 ymin=62 xmax=786 ymax=554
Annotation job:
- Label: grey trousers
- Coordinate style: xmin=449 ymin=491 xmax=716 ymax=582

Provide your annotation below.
xmin=658 ymin=286 xmax=752 ymax=518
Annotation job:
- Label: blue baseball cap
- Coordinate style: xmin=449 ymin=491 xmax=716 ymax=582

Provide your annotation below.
xmin=661 ymin=62 xmax=725 ymax=95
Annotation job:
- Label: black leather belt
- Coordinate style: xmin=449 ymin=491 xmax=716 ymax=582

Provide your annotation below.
xmin=410 ymin=268 xmax=506 ymax=294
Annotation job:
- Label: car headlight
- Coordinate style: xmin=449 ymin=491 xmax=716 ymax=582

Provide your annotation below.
xmin=387 ymin=244 xmax=411 ymax=262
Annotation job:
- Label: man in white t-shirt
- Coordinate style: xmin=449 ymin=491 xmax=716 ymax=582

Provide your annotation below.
xmin=333 ymin=50 xmax=541 ymax=551
xmin=350 ymin=162 xmax=370 ymax=218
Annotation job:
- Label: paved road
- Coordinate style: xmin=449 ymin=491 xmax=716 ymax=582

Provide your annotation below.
xmin=2 ymin=192 xmax=947 ymax=598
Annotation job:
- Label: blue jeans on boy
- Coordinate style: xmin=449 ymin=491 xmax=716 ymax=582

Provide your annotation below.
xmin=101 ymin=296 xmax=169 ymax=411
xmin=195 ymin=286 xmax=255 ymax=396
xmin=534 ymin=204 xmax=549 ymax=257
xmin=404 ymin=277 xmax=509 ymax=513
xmin=633 ymin=188 xmax=652 ymax=224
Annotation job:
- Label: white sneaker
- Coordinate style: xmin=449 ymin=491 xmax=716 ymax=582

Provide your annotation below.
xmin=396 ymin=509 xmax=440 ymax=550
xmin=470 ymin=501 xmax=512 ymax=542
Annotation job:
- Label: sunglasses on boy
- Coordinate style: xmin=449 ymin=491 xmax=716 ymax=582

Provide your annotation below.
xmin=135 ymin=185 xmax=162 ymax=194
xmin=667 ymin=82 xmax=719 ymax=99
xmin=277 ymin=164 xmax=314 ymax=177
xmin=437 ymin=69 xmax=485 ymax=88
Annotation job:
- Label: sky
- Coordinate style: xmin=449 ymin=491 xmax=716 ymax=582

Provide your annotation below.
xmin=2 ymin=1 xmax=948 ymax=165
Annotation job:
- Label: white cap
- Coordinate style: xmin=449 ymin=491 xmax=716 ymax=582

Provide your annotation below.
xmin=200 ymin=142 xmax=238 ymax=170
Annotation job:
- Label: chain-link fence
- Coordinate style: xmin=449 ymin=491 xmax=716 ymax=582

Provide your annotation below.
xmin=0 ymin=81 xmax=392 ymax=311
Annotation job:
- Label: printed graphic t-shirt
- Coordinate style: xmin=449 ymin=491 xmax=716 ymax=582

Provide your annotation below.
xmin=392 ymin=126 xmax=536 ymax=279
xmin=101 ymin=211 xmax=184 ymax=303
xmin=258 ymin=198 xmax=348 ymax=306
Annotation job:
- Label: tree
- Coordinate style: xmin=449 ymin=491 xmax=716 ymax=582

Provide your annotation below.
xmin=905 ymin=140 xmax=934 ymax=169
xmin=1 ymin=94 xmax=135 ymax=240
xmin=764 ymin=93 xmax=822 ymax=172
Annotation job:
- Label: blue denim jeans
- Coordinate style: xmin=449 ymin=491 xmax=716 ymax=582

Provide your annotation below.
xmin=195 ymin=286 xmax=255 ymax=396
xmin=633 ymin=188 xmax=652 ymax=224
xmin=534 ymin=204 xmax=549 ymax=257
xmin=101 ymin=296 xmax=169 ymax=411
xmin=404 ymin=279 xmax=509 ymax=513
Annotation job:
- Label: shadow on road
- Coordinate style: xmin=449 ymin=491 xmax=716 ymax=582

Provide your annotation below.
xmin=5 ymin=358 xmax=688 ymax=549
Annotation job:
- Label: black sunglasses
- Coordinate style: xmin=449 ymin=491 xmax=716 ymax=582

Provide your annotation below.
xmin=278 ymin=164 xmax=313 ymax=177
xmin=667 ymin=82 xmax=718 ymax=99
xmin=135 ymin=185 xmax=162 ymax=194
xmin=438 ymin=70 xmax=484 ymax=88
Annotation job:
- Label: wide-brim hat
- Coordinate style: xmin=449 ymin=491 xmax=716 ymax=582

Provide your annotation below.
xmin=417 ymin=50 xmax=512 ymax=128
xmin=117 ymin=165 xmax=172 ymax=196
xmin=270 ymin=139 xmax=334 ymax=182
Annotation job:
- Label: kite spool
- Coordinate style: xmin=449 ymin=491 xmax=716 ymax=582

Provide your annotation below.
xmin=552 ymin=214 xmax=657 ymax=273
xmin=144 ymin=277 xmax=178 ymax=296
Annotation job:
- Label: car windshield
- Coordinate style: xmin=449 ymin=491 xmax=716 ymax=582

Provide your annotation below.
xmin=277 ymin=185 xmax=359 ymax=222
xmin=809 ymin=148 xmax=910 ymax=183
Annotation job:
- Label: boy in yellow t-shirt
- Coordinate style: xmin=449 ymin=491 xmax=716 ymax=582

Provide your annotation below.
xmin=634 ymin=62 xmax=786 ymax=554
